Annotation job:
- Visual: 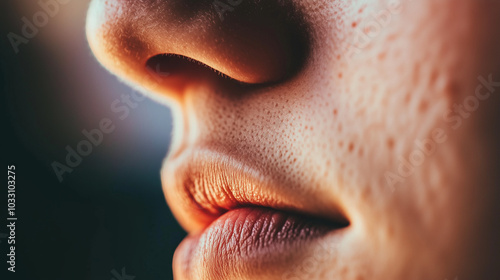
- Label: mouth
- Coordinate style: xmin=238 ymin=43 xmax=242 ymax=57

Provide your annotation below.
xmin=162 ymin=148 xmax=349 ymax=279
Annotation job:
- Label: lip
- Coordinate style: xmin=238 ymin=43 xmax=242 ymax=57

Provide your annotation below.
xmin=162 ymin=148 xmax=349 ymax=278
xmin=172 ymin=207 xmax=347 ymax=279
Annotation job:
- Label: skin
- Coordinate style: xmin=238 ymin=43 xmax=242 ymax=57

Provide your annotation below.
xmin=86 ymin=0 xmax=500 ymax=279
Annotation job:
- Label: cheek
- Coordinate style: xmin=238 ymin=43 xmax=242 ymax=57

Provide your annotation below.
xmin=309 ymin=0 xmax=500 ymax=276
xmin=334 ymin=0 xmax=498 ymax=206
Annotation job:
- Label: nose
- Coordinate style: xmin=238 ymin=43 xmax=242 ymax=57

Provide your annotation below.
xmin=86 ymin=0 xmax=309 ymax=98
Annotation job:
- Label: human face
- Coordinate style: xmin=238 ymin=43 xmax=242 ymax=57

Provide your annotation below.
xmin=86 ymin=0 xmax=500 ymax=279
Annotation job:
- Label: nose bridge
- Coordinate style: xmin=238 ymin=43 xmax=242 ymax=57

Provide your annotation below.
xmin=87 ymin=0 xmax=309 ymax=93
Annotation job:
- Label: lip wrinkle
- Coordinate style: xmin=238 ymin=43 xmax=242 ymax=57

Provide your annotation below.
xmin=202 ymin=208 xmax=338 ymax=259
xmin=163 ymin=149 xmax=350 ymax=234
xmin=184 ymin=174 xmax=227 ymax=218
xmin=173 ymin=206 xmax=349 ymax=279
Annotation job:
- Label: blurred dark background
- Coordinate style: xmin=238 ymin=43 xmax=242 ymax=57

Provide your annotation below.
xmin=1 ymin=1 xmax=185 ymax=279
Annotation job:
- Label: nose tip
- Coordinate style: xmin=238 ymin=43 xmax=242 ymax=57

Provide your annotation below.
xmin=86 ymin=0 xmax=309 ymax=90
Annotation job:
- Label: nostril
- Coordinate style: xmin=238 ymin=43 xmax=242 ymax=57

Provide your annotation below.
xmin=140 ymin=2 xmax=311 ymax=86
xmin=145 ymin=54 xmax=241 ymax=85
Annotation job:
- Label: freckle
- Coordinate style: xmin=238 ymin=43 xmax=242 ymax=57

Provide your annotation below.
xmin=429 ymin=70 xmax=438 ymax=86
xmin=361 ymin=187 xmax=371 ymax=200
xmin=386 ymin=33 xmax=398 ymax=41
xmin=352 ymin=22 xmax=357 ymax=28
xmin=333 ymin=109 xmax=338 ymax=116
xmin=377 ymin=52 xmax=386 ymax=60
xmin=387 ymin=138 xmax=394 ymax=149
xmin=404 ymin=92 xmax=411 ymax=104
xmin=418 ymin=100 xmax=429 ymax=113
xmin=387 ymin=225 xmax=395 ymax=238
xmin=336 ymin=54 xmax=341 ymax=60
xmin=338 ymin=72 xmax=343 ymax=78
xmin=444 ymin=80 xmax=460 ymax=98
xmin=348 ymin=142 xmax=354 ymax=152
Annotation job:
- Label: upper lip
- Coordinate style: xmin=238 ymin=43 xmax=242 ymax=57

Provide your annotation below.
xmin=162 ymin=147 xmax=349 ymax=234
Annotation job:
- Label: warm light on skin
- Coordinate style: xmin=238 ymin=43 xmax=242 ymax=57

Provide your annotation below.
xmin=86 ymin=0 xmax=500 ymax=279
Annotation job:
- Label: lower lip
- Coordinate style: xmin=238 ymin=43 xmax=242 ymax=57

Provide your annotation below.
xmin=173 ymin=207 xmax=346 ymax=278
